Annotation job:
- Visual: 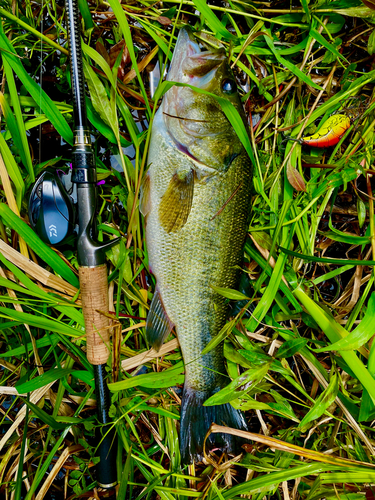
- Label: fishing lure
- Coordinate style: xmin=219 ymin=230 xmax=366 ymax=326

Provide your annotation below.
xmin=285 ymin=114 xmax=351 ymax=148
xmin=301 ymin=114 xmax=351 ymax=148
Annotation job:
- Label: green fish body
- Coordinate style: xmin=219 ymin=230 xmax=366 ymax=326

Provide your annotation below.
xmin=142 ymin=28 xmax=252 ymax=463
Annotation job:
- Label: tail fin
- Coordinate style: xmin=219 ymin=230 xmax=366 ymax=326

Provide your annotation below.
xmin=180 ymin=385 xmax=248 ymax=464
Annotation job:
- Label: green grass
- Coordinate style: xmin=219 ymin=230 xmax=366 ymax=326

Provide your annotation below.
xmin=1 ymin=0 xmax=375 ymax=498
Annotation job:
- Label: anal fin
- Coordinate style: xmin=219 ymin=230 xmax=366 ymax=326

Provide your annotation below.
xmin=159 ymin=168 xmax=194 ymax=233
xmin=146 ymin=290 xmax=174 ymax=351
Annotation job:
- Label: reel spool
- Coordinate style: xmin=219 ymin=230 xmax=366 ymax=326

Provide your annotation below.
xmin=28 ymin=169 xmax=75 ymax=245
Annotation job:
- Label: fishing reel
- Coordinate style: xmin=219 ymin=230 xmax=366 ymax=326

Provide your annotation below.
xmin=29 ymin=165 xmax=121 ymax=265
xmin=28 ymin=168 xmax=76 ymax=246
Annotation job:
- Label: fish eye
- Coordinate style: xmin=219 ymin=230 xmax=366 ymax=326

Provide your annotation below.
xmin=221 ymin=78 xmax=236 ymax=94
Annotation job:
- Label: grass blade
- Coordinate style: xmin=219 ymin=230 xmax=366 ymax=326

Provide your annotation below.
xmin=294 ymin=286 xmax=375 ymax=403
xmin=0 ymin=203 xmax=79 ymax=287
xmin=0 ymin=29 xmax=73 ymax=145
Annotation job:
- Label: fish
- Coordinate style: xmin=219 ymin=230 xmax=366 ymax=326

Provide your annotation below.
xmin=141 ymin=27 xmax=252 ymax=464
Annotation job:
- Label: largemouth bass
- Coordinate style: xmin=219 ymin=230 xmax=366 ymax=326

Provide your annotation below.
xmin=141 ymin=27 xmax=252 ymax=464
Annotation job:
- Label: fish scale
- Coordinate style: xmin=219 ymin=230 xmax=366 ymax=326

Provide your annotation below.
xmin=142 ymin=27 xmax=252 ymax=463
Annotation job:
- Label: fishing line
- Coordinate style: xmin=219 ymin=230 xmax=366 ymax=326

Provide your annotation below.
xmin=39 ymin=0 xmax=43 ymax=166
xmin=163 ymin=111 xmax=209 ymax=122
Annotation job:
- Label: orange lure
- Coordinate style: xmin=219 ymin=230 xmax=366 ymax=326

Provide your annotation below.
xmin=301 ymin=114 xmax=351 ymax=147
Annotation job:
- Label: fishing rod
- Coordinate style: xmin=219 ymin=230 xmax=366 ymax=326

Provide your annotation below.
xmin=29 ymin=0 xmax=118 ymax=490
xmin=64 ymin=0 xmax=119 ymax=488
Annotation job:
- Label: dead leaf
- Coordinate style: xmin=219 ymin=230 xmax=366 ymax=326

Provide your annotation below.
xmin=287 ymin=162 xmax=306 ymax=191
xmin=95 ymin=39 xmax=110 ymax=65
xmin=156 ymin=16 xmax=172 ymax=25
xmin=362 ymin=0 xmax=375 ymax=10
xmin=122 ymin=45 xmax=159 ymax=85
xmin=109 ymin=40 xmax=131 ymax=80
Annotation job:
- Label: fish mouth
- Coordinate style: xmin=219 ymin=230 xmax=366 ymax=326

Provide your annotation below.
xmin=163 ymin=27 xmax=228 ymax=170
xmin=181 ymin=51 xmax=226 ymax=78
xmin=167 ymin=27 xmax=225 ymax=82
xmin=162 ymin=27 xmax=226 ymax=138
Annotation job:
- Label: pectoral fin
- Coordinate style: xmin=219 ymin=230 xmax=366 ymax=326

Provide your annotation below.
xmin=146 ymin=290 xmax=174 ymax=351
xmin=159 ymin=169 xmax=194 ymax=233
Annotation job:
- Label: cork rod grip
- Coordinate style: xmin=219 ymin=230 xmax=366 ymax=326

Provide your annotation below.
xmin=79 ymin=265 xmax=110 ymax=365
